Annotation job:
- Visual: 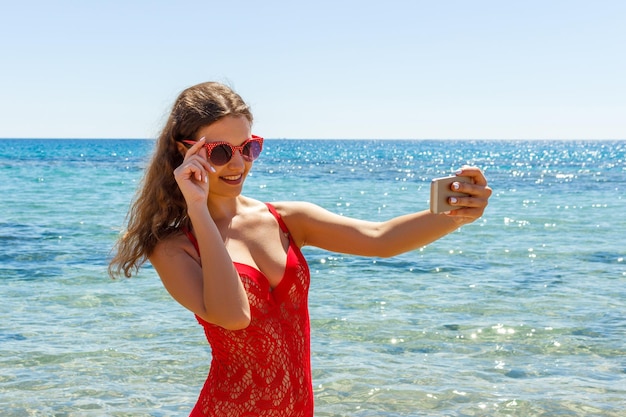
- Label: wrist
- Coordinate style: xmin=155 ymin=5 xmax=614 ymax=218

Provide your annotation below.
xmin=445 ymin=214 xmax=474 ymax=227
xmin=186 ymin=201 xmax=210 ymax=218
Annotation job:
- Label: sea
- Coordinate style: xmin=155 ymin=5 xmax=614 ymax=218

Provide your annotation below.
xmin=1 ymin=138 xmax=624 ymax=417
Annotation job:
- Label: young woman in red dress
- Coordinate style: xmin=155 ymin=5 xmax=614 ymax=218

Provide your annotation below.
xmin=109 ymin=82 xmax=492 ymax=416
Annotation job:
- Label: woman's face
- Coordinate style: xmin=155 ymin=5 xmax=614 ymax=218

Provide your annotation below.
xmin=193 ymin=115 xmax=254 ymax=198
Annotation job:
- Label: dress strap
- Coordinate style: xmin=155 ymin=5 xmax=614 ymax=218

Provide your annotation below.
xmin=181 ymin=226 xmax=200 ymax=255
xmin=265 ymin=203 xmax=289 ymax=234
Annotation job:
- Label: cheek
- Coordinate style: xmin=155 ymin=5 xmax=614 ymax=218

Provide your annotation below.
xmin=244 ymin=161 xmax=254 ymax=174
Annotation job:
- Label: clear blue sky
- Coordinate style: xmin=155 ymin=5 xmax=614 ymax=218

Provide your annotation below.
xmin=1 ymin=0 xmax=624 ymax=139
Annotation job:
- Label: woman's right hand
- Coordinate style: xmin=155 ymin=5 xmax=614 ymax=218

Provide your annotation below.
xmin=173 ymin=137 xmax=216 ymax=206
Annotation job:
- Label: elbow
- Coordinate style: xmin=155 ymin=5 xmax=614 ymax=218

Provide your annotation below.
xmin=223 ymin=297 xmax=252 ymax=330
xmin=374 ymin=244 xmax=420 ymax=258
xmin=209 ymin=304 xmax=251 ymax=331
xmin=371 ymin=239 xmax=402 ymax=258
xmin=197 ymin=302 xmax=251 ymax=330
xmin=220 ymin=311 xmax=251 ymax=331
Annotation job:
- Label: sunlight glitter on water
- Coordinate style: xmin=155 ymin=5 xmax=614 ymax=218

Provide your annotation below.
xmin=1 ymin=139 xmax=625 ymax=416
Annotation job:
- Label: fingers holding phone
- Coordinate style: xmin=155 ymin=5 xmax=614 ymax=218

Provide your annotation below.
xmin=430 ymin=176 xmax=472 ymax=214
xmin=430 ymin=167 xmax=492 ymax=221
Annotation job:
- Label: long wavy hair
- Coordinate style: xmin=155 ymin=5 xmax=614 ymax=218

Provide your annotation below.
xmin=108 ymin=82 xmax=253 ymax=278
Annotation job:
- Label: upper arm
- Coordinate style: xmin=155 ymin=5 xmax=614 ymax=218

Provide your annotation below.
xmin=149 ymin=236 xmax=207 ymax=317
xmin=275 ymin=201 xmax=386 ymax=256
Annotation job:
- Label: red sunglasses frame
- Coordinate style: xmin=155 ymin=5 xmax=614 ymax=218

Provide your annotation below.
xmin=182 ymin=135 xmax=264 ymax=165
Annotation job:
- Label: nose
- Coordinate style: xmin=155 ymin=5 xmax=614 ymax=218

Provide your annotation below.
xmin=227 ymin=149 xmax=246 ymax=168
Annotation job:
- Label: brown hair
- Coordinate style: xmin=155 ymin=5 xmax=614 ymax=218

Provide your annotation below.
xmin=108 ymin=82 xmax=253 ymax=278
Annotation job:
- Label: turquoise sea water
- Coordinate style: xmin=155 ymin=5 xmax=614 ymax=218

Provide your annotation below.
xmin=1 ymin=139 xmax=625 ymax=416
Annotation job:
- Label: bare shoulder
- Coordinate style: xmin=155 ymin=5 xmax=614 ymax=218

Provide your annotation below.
xmin=237 ymin=196 xmax=284 ymax=229
xmin=266 ymin=201 xmax=345 ymax=247
xmin=239 ymin=196 xmax=274 ymax=216
xmin=150 ymin=230 xmax=200 ymax=265
xmin=267 ymin=200 xmax=326 ymax=224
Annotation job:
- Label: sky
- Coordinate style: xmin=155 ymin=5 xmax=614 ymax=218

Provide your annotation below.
xmin=1 ymin=0 xmax=625 ymax=140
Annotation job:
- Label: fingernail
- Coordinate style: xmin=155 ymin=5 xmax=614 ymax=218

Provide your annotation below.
xmin=208 ymin=165 xmax=216 ymax=173
xmin=452 ymin=182 xmax=460 ymax=190
xmin=455 ymin=169 xmax=463 ymax=175
xmin=450 ymin=197 xmax=458 ymax=204
xmin=199 ymin=136 xmax=206 ymax=141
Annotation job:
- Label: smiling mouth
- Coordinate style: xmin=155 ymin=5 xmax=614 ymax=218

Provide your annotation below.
xmin=221 ymin=174 xmax=243 ymax=183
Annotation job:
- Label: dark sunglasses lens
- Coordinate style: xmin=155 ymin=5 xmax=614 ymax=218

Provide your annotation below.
xmin=209 ymin=144 xmax=233 ymax=165
xmin=243 ymin=140 xmax=262 ymax=160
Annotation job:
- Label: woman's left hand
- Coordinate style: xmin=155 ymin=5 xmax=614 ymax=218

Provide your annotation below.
xmin=446 ymin=166 xmax=492 ymax=224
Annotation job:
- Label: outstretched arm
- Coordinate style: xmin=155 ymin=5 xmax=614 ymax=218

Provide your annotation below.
xmin=277 ymin=167 xmax=492 ymax=257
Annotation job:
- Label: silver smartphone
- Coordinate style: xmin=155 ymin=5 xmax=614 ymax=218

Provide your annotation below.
xmin=430 ymin=176 xmax=472 ymax=214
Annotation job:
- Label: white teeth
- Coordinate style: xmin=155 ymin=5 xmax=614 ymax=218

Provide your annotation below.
xmin=223 ymin=175 xmax=242 ymax=181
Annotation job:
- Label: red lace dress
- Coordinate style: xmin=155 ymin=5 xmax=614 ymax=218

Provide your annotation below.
xmin=185 ymin=203 xmax=313 ymax=417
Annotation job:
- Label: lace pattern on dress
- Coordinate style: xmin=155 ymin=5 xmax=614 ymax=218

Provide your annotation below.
xmin=186 ymin=203 xmax=313 ymax=417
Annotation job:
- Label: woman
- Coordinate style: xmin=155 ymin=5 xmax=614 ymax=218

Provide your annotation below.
xmin=109 ymin=81 xmax=492 ymax=416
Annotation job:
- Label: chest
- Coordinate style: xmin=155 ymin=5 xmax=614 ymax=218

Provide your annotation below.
xmin=221 ymin=221 xmax=291 ymax=289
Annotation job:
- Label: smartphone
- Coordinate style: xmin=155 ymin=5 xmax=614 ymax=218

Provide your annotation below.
xmin=430 ymin=176 xmax=472 ymax=214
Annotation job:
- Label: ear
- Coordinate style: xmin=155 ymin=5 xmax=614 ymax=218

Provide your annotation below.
xmin=176 ymin=141 xmax=188 ymax=156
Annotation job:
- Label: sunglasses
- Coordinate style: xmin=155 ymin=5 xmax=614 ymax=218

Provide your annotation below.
xmin=182 ymin=135 xmax=264 ymax=166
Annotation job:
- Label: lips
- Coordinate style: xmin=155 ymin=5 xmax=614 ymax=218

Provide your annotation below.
xmin=220 ymin=174 xmax=243 ymax=185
